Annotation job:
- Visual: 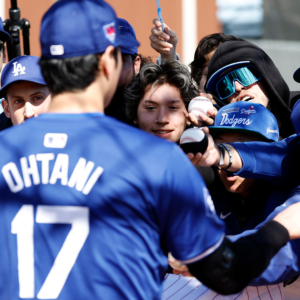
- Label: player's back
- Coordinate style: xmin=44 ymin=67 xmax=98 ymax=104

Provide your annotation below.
xmin=0 ymin=113 xmax=224 ymax=300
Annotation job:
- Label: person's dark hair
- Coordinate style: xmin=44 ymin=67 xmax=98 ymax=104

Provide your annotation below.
xmin=190 ymin=33 xmax=243 ymax=87
xmin=129 ymin=54 xmax=152 ymax=74
xmin=39 ymin=47 xmax=120 ymax=96
xmin=125 ymin=60 xmax=199 ymax=121
xmin=137 ymin=54 xmax=152 ymax=69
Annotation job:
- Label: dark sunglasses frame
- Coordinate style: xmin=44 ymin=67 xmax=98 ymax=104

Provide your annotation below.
xmin=216 ymin=65 xmax=262 ymax=100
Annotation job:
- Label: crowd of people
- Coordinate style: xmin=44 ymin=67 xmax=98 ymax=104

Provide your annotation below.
xmin=0 ymin=0 xmax=300 ymax=299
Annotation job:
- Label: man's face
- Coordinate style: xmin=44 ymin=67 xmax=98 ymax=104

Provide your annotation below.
xmin=214 ymin=132 xmax=265 ymax=198
xmin=226 ymin=81 xmax=269 ymax=107
xmin=218 ymin=67 xmax=269 ymax=107
xmin=136 ymin=84 xmax=187 ymax=142
xmin=2 ymin=81 xmax=51 ymax=125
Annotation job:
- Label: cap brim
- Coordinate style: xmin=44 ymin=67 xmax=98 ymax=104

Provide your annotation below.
xmin=117 ymin=35 xmax=140 ymax=52
xmin=0 ymin=78 xmax=47 ymax=99
xmin=0 ymin=31 xmax=10 ymax=42
xmin=205 ymin=61 xmax=251 ymax=93
xmin=293 ymin=68 xmax=300 ymax=83
xmin=208 ymin=126 xmax=274 ymax=142
xmin=120 ymin=47 xmax=137 ymax=55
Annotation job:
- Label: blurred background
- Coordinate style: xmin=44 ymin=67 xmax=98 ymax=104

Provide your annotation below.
xmin=0 ymin=0 xmax=300 ymax=90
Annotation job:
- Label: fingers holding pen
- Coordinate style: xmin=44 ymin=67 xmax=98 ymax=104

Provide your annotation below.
xmin=150 ymin=19 xmax=177 ymax=54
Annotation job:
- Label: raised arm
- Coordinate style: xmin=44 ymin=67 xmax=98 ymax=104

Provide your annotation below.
xmin=188 ymin=128 xmax=300 ymax=184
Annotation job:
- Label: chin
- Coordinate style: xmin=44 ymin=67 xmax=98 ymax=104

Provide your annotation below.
xmin=226 ymin=183 xmax=241 ymax=194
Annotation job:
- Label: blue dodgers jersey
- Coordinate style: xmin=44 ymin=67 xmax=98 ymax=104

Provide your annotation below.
xmin=0 ymin=113 xmax=225 ymax=300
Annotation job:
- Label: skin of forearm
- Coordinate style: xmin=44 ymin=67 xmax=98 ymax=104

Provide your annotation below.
xmin=161 ymin=47 xmax=177 ymax=61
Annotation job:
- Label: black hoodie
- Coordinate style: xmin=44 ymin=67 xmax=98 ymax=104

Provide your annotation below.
xmin=205 ymin=40 xmax=294 ymax=138
xmin=0 ymin=112 xmax=12 ymax=131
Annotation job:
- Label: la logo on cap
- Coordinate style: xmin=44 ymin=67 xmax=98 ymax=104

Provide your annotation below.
xmin=12 ymin=62 xmax=26 ymax=77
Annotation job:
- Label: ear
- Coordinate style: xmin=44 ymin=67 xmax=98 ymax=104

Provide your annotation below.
xmin=2 ymin=99 xmax=11 ymax=118
xmin=99 ymin=45 xmax=118 ymax=78
xmin=134 ymin=55 xmax=141 ymax=75
xmin=133 ymin=119 xmax=138 ymax=125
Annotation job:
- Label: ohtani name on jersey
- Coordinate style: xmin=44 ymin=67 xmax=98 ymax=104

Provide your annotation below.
xmin=1 ymin=154 xmax=104 ymax=195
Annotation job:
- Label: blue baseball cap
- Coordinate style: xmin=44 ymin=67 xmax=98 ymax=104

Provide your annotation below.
xmin=0 ymin=17 xmax=10 ymax=42
xmin=40 ymin=0 xmax=140 ymax=59
xmin=0 ymin=55 xmax=47 ymax=98
xmin=208 ymin=102 xmax=279 ymax=142
xmin=118 ymin=18 xmax=139 ymax=55
xmin=291 ymin=98 xmax=300 ymax=134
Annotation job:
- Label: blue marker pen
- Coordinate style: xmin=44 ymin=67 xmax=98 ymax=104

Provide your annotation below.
xmin=156 ymin=0 xmax=165 ymax=33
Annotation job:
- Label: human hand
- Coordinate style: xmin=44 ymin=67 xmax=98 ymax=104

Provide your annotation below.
xmin=150 ymin=18 xmax=178 ymax=61
xmin=168 ymin=253 xmax=193 ymax=277
xmin=186 ymin=127 xmax=220 ymax=167
xmin=184 ymin=93 xmax=218 ymax=127
xmin=274 ymin=202 xmax=300 ymax=240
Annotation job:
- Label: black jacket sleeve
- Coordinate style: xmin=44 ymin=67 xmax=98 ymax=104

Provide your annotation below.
xmin=0 ymin=112 xmax=12 ymax=131
xmin=187 ymin=220 xmax=289 ymax=295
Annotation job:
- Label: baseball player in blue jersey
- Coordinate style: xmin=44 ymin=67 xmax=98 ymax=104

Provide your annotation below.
xmin=0 ymin=1 xmax=300 ymax=299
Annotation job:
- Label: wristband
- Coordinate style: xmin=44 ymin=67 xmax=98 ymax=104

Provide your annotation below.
xmin=222 ymin=144 xmax=233 ymax=170
xmin=214 ymin=143 xmax=225 ymax=166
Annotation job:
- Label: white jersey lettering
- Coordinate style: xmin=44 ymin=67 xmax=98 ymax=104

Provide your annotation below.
xmin=2 ymin=154 xmax=103 ymax=195
xmin=82 ymin=166 xmax=104 ymax=195
xmin=68 ymin=158 xmax=94 ymax=192
xmin=20 ymin=155 xmax=40 ymax=188
xmin=36 ymin=153 xmax=55 ymax=184
xmin=49 ymin=154 xmax=69 ymax=185
xmin=2 ymin=162 xmax=24 ymax=193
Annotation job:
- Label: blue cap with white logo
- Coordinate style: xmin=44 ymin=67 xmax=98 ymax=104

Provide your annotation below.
xmin=0 ymin=17 xmax=10 ymax=42
xmin=0 ymin=55 xmax=47 ymax=98
xmin=118 ymin=18 xmax=139 ymax=55
xmin=209 ymin=102 xmax=279 ymax=142
xmin=40 ymin=0 xmax=140 ymax=59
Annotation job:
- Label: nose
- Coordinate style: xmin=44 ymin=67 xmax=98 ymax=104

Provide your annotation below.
xmin=156 ymin=107 xmax=169 ymax=124
xmin=234 ymin=80 xmax=245 ymax=93
xmin=23 ymin=102 xmax=36 ymax=120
